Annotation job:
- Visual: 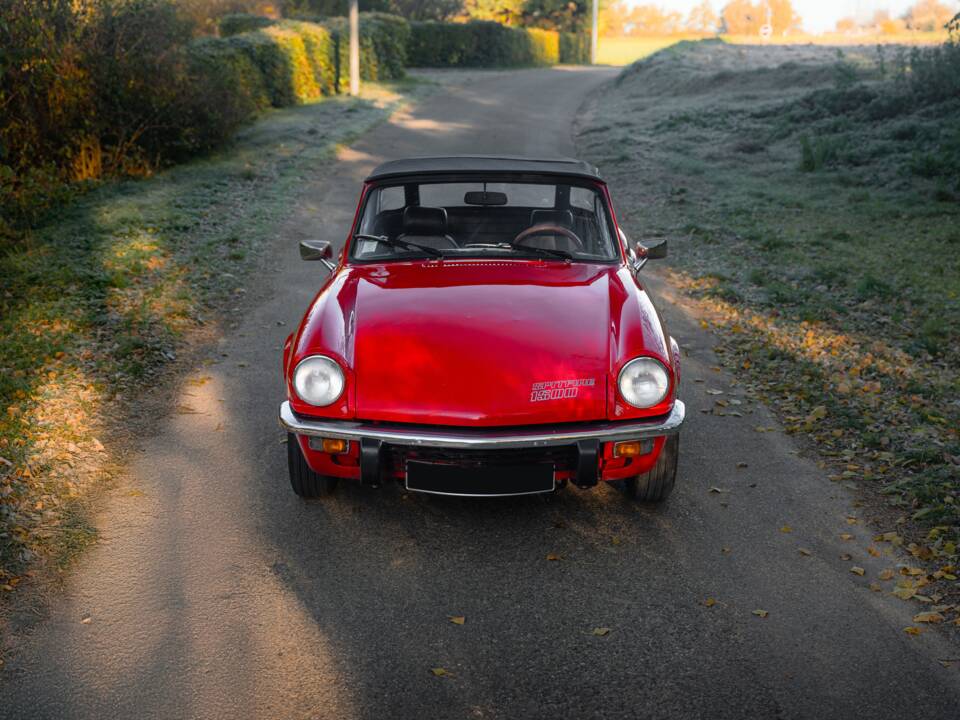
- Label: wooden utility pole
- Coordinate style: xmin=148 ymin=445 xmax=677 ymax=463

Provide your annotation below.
xmin=591 ymin=0 xmax=599 ymax=64
xmin=349 ymin=0 xmax=360 ymax=96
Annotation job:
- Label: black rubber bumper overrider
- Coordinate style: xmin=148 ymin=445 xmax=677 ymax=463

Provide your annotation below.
xmin=360 ymin=438 xmax=383 ymax=487
xmin=575 ymin=439 xmax=600 ymax=488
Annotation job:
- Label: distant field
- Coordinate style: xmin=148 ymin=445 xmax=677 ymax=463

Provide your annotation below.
xmin=595 ymin=32 xmax=949 ymax=66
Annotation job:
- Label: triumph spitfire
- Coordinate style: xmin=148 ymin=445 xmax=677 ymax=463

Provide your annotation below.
xmin=279 ymin=156 xmax=685 ymax=501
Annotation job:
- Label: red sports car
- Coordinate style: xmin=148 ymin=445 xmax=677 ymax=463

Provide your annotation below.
xmin=279 ymin=156 xmax=684 ymax=501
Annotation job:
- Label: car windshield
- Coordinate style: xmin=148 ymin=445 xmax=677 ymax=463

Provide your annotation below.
xmin=351 ymin=178 xmax=620 ymax=263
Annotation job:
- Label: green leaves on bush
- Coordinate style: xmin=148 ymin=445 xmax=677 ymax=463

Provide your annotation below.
xmin=560 ymin=32 xmax=590 ymax=64
xmin=407 ymin=20 xmax=559 ymax=67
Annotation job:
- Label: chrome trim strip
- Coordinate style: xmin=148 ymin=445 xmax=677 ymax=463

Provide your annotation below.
xmin=404 ymin=472 xmax=556 ymax=498
xmin=278 ymin=400 xmax=684 ymax=450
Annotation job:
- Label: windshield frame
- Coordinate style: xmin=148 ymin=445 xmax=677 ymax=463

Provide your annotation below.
xmin=346 ymin=173 xmax=625 ymax=266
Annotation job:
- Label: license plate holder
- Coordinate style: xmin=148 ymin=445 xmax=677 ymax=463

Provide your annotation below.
xmin=405 ymin=461 xmax=555 ymax=497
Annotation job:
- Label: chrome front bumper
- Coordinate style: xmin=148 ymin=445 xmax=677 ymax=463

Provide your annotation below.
xmin=280 ymin=400 xmax=684 ymax=489
xmin=278 ymin=400 xmax=684 ymax=450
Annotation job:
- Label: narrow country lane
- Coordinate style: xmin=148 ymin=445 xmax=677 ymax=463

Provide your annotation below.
xmin=2 ymin=66 xmax=958 ymax=719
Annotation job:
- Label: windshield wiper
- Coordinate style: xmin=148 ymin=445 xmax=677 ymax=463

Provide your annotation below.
xmin=353 ymin=233 xmax=443 ymax=258
xmin=506 ymin=244 xmax=573 ymax=261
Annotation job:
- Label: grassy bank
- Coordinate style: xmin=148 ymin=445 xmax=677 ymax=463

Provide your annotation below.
xmin=579 ymin=41 xmax=959 ymax=556
xmin=0 ymin=80 xmax=424 ymax=594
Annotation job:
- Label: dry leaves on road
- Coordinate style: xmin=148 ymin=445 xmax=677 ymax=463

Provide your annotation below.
xmin=752 ymin=609 xmax=769 ymax=618
xmin=592 ymin=627 xmax=611 ymax=636
xmin=546 ymin=553 xmax=562 ymax=561
xmin=449 ymin=616 xmax=465 ymax=625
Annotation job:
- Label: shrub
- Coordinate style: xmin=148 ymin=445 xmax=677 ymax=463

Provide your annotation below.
xmin=407 ymin=20 xmax=560 ymax=68
xmin=560 ymin=32 xmax=590 ymax=64
xmin=219 ymin=13 xmax=276 ymax=36
xmin=319 ymin=12 xmax=409 ymax=87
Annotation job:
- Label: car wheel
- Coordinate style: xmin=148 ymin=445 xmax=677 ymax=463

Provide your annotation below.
xmin=624 ymin=435 xmax=679 ymax=503
xmin=287 ymin=433 xmax=339 ymax=498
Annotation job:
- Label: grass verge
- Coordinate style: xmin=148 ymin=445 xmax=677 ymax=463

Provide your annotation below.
xmin=579 ymin=40 xmax=959 ymax=583
xmin=0 ymin=78 xmax=428 ymax=598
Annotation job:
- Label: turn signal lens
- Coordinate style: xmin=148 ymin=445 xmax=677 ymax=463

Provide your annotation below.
xmin=613 ymin=439 xmax=654 ymax=458
xmin=322 ymin=438 xmax=348 ymax=454
xmin=307 ymin=437 xmax=349 ymax=454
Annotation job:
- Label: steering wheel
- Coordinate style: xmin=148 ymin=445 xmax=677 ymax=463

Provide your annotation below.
xmin=512 ymin=223 xmax=584 ymax=251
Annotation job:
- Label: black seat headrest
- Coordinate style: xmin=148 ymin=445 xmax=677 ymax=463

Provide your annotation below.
xmin=403 ymin=206 xmax=448 ymax=235
xmin=530 ymin=209 xmax=574 ymax=227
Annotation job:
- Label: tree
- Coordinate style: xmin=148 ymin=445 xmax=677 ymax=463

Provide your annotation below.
xmin=686 ymin=0 xmax=718 ymax=33
xmin=903 ymin=0 xmax=955 ymax=31
xmin=720 ymin=0 xmax=801 ymax=35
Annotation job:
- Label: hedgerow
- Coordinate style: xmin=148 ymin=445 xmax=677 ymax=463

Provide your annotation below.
xmin=406 ymin=20 xmax=560 ymax=67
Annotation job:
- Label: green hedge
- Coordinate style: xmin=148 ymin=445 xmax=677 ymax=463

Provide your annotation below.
xmin=219 ymin=13 xmax=275 ymax=37
xmin=407 ymin=21 xmax=560 ymax=68
xmin=560 ymin=32 xmax=590 ymax=64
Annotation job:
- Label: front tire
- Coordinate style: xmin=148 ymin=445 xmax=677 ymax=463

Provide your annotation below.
xmin=287 ymin=433 xmax=339 ymax=498
xmin=624 ymin=434 xmax=679 ymax=503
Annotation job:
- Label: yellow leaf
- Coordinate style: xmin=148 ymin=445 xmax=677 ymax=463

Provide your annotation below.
xmin=449 ymin=616 xmax=465 ymax=625
xmin=867 ymin=546 xmax=881 ymax=557
xmin=611 ymin=536 xmax=621 ymax=546
xmin=752 ymin=609 xmax=769 ymax=618
xmin=430 ymin=667 xmax=450 ymax=677
xmin=592 ymin=627 xmax=611 ymax=636
xmin=546 ymin=553 xmax=562 ymax=561
xmin=850 ymin=566 xmax=865 ymax=576
xmin=703 ymin=598 xmax=716 ymax=607
xmin=878 ymin=569 xmax=894 ymax=581
xmin=798 ymin=548 xmax=812 ymax=556
xmin=868 ymin=583 xmax=882 ymax=592
xmin=780 ymin=525 xmax=792 ymax=534
xmin=913 ymin=611 xmax=945 ymax=624
xmin=903 ymin=626 xmax=923 ymax=636
xmin=892 ymin=586 xmax=916 ymax=600
xmin=840 ymin=533 xmax=853 ymax=541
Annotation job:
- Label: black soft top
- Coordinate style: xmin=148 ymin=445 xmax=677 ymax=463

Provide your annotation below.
xmin=365 ymin=155 xmax=602 ymax=183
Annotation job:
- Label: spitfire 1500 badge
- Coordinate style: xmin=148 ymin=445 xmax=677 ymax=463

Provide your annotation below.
xmin=530 ymin=378 xmax=596 ymax=402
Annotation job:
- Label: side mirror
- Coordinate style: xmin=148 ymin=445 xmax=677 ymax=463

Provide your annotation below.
xmin=299 ymin=239 xmax=335 ymax=271
xmin=632 ymin=239 xmax=667 ymax=271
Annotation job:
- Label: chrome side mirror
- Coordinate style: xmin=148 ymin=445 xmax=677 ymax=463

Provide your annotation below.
xmin=299 ymin=239 xmax=335 ymax=272
xmin=631 ymin=239 xmax=667 ymax=272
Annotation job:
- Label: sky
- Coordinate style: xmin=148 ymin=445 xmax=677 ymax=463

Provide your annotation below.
xmin=623 ymin=0 xmax=959 ymax=32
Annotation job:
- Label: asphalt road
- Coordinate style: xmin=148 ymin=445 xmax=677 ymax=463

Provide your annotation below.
xmin=3 ymin=67 xmax=959 ymax=719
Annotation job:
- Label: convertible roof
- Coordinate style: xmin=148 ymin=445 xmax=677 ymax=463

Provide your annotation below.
xmin=365 ymin=155 xmax=602 ymax=182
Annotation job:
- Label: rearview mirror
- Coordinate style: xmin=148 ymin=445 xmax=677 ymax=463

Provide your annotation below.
xmin=464 ymin=191 xmax=507 ymax=206
xmin=299 ymin=239 xmax=335 ymax=271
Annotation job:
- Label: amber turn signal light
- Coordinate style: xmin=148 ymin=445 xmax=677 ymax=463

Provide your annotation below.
xmin=309 ymin=437 xmax=349 ymax=454
xmin=321 ymin=438 xmax=348 ymax=454
xmin=613 ymin=440 xmax=653 ymax=458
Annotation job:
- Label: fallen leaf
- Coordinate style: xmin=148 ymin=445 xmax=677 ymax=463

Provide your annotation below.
xmin=850 ymin=566 xmax=865 ymax=576
xmin=592 ymin=627 xmax=611 ymax=636
xmin=752 ymin=609 xmax=769 ymax=618
xmin=798 ymin=548 xmax=812 ymax=556
xmin=780 ymin=525 xmax=792 ymax=534
xmin=430 ymin=667 xmax=450 ymax=677
xmin=892 ymin=586 xmax=916 ymax=600
xmin=736 ymin=462 xmax=748 ymax=469
xmin=546 ymin=553 xmax=562 ymax=561
xmin=80 ymin=616 xmax=92 ymax=624
xmin=708 ymin=486 xmax=729 ymax=494
xmin=175 ymin=405 xmax=200 ymax=415
xmin=913 ymin=611 xmax=945 ymax=624
xmin=703 ymin=598 xmax=716 ymax=607
xmin=867 ymin=546 xmax=881 ymax=557
xmin=878 ymin=569 xmax=895 ymax=581
xmin=721 ymin=546 xmax=732 ymax=554
xmin=868 ymin=583 xmax=882 ymax=592
xmin=449 ymin=616 xmax=465 ymax=625
xmin=611 ymin=536 xmax=621 ymax=546
xmin=903 ymin=626 xmax=923 ymax=636
xmin=706 ymin=389 xmax=724 ymax=395
xmin=840 ymin=533 xmax=853 ymax=541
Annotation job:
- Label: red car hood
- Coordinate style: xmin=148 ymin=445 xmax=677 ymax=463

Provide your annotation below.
xmin=352 ymin=262 xmax=612 ymax=426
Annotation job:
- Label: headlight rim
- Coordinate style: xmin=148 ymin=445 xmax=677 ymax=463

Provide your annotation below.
xmin=292 ymin=354 xmax=346 ymax=407
xmin=617 ymin=356 xmax=671 ymax=409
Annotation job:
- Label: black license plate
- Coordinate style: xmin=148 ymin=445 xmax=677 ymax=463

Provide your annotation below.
xmin=405 ymin=461 xmax=555 ymax=497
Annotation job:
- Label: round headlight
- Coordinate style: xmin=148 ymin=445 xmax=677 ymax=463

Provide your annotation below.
xmin=293 ymin=355 xmax=345 ymax=406
xmin=618 ymin=357 xmax=670 ymax=408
